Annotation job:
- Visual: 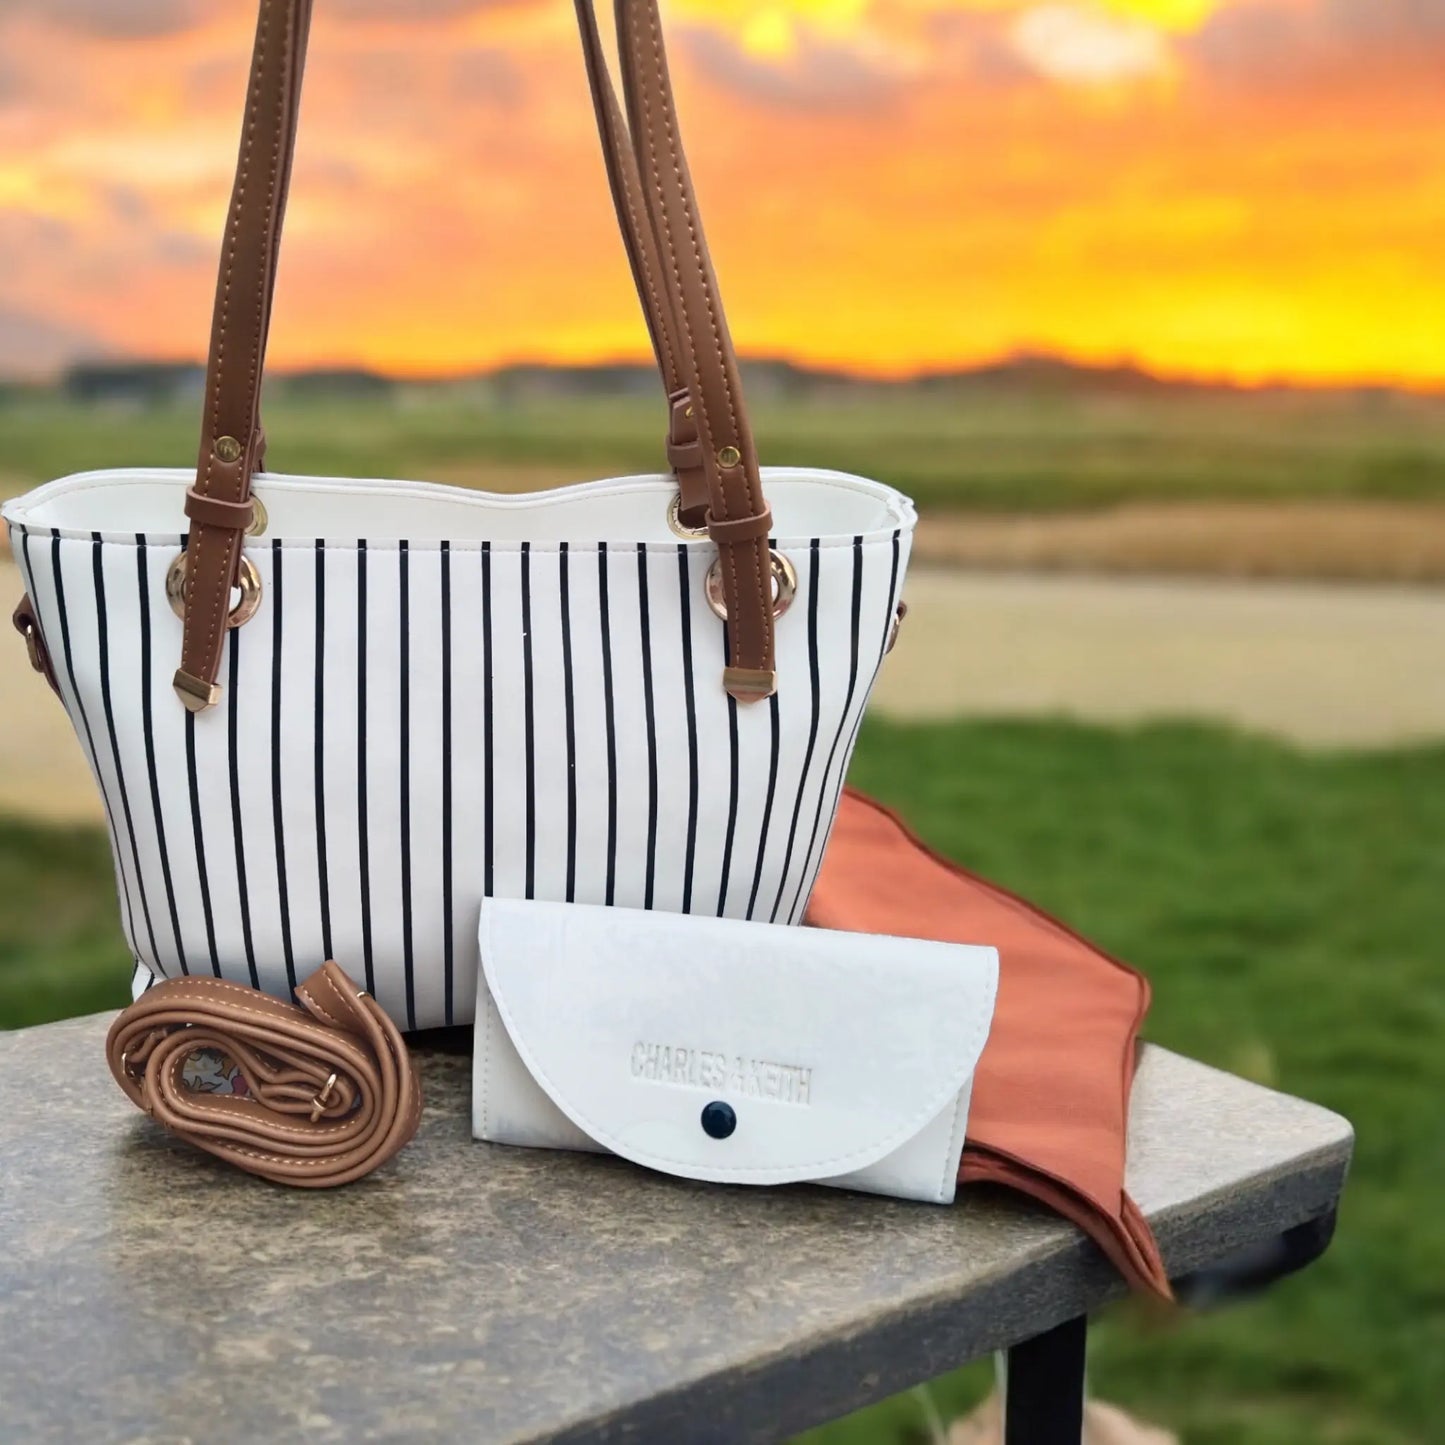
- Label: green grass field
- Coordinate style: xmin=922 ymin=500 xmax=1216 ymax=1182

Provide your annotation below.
xmin=2 ymin=717 xmax=1440 ymax=1444
xmin=5 ymin=382 xmax=1445 ymax=514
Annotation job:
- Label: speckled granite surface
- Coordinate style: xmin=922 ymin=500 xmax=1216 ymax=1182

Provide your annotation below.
xmin=0 ymin=1020 xmax=1351 ymax=1444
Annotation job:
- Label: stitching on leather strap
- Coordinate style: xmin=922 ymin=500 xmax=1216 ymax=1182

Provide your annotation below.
xmin=637 ymin=0 xmax=771 ymax=670
xmin=185 ymin=489 xmax=255 ymax=530
xmin=185 ymin=0 xmax=299 ymax=690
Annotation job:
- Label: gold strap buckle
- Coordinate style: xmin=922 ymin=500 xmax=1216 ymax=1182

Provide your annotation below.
xmin=310 ymin=1073 xmax=339 ymax=1123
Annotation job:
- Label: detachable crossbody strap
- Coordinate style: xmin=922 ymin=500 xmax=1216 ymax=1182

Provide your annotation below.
xmin=176 ymin=0 xmax=778 ymax=713
xmin=106 ymin=961 xmax=421 ymax=1187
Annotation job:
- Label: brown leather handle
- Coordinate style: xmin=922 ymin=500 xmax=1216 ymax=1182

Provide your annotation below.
xmin=176 ymin=0 xmax=777 ymax=713
xmin=575 ymin=3 xmax=779 ymax=692
xmin=106 ymin=961 xmax=421 ymax=1188
xmin=575 ymin=0 xmax=709 ymax=529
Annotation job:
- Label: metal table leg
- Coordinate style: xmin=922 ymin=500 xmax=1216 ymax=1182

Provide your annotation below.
xmin=1001 ymin=1314 xmax=1088 ymax=1445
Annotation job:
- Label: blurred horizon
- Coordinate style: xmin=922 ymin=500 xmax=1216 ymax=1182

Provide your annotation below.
xmin=10 ymin=350 xmax=1445 ymax=398
xmin=1 ymin=0 xmax=1442 ymax=388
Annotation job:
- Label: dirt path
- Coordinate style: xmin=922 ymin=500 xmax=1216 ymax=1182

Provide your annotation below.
xmin=913 ymin=501 xmax=1445 ymax=582
xmin=872 ymin=569 xmax=1445 ymax=746
xmin=3 ymin=558 xmax=1443 ymax=825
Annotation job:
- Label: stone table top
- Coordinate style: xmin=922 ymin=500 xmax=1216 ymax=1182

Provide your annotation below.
xmin=0 ymin=1016 xmax=1352 ymax=1444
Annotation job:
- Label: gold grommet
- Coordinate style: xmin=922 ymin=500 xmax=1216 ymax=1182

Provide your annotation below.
xmin=166 ymin=552 xmax=263 ymax=630
xmin=705 ymin=552 xmax=797 ymax=623
xmin=214 ymin=436 xmax=243 ymax=464
xmin=247 ymin=495 xmax=269 ymax=538
xmin=667 ymin=494 xmax=710 ymax=540
xmin=717 ymin=445 xmax=742 ymax=470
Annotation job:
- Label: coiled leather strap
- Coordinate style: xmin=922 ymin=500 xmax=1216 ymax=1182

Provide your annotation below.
xmin=105 ymin=962 xmax=421 ymax=1188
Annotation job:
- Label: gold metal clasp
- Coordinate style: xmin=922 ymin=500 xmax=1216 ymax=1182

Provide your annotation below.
xmin=172 ymin=669 xmax=222 ymax=713
xmin=309 ymin=1073 xmax=339 ymax=1123
xmin=886 ymin=600 xmax=908 ymax=655
xmin=722 ymin=666 xmax=777 ymax=701
xmin=20 ymin=618 xmax=44 ymax=675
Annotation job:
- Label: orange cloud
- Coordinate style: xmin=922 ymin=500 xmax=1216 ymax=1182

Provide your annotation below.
xmin=0 ymin=0 xmax=1441 ymax=385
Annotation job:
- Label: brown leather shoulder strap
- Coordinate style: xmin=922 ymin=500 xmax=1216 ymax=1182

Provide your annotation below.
xmin=177 ymin=0 xmax=777 ymax=710
xmin=175 ymin=0 xmax=310 ymax=712
xmin=574 ymin=0 xmax=709 ymax=527
xmin=615 ymin=0 xmax=777 ymax=697
xmin=107 ymin=961 xmax=421 ymax=1188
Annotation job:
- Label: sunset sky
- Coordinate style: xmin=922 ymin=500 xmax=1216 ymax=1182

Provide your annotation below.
xmin=0 ymin=0 xmax=1441 ymax=385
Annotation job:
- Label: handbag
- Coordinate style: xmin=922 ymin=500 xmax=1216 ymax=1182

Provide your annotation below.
xmin=4 ymin=0 xmax=915 ymax=1032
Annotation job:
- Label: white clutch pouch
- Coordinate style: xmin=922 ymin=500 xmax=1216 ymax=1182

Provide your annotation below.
xmin=472 ymin=900 xmax=999 ymax=1204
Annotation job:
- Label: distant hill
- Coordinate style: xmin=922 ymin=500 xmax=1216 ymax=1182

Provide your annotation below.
xmin=4 ymin=353 xmax=1437 ymax=407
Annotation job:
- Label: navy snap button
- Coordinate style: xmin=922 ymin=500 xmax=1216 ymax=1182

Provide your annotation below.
xmin=700 ymin=1101 xmax=737 ymax=1140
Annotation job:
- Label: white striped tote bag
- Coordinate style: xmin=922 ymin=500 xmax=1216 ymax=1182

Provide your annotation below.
xmin=4 ymin=0 xmax=915 ymax=1031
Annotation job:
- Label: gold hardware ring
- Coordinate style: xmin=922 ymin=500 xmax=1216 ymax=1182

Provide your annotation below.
xmin=666 ymin=494 xmax=710 ymax=540
xmin=166 ymin=552 xmax=263 ymax=630
xmin=705 ymin=552 xmax=797 ymax=623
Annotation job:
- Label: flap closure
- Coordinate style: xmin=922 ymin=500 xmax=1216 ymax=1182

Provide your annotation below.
xmin=480 ymin=900 xmax=998 ymax=1186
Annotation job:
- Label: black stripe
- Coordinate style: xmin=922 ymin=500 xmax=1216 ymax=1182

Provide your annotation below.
xmin=677 ymin=545 xmax=700 ymax=913
xmin=768 ymin=539 xmax=823 ymax=924
xmin=789 ymin=536 xmax=865 ymax=922
xmin=560 ymin=543 xmax=578 ymax=903
xmin=598 ymin=545 xmax=618 ymax=907
xmin=92 ymin=533 xmax=159 ymax=964
xmin=271 ymin=540 xmax=296 ymax=992
xmin=228 ymin=628 xmax=258 ymax=988
xmin=800 ymin=530 xmax=905 ymax=913
xmin=838 ymin=531 xmax=904 ymax=768
xmin=743 ymin=694 xmax=782 ymax=921
xmin=357 ymin=539 xmax=374 ymax=995
xmin=314 ymin=540 xmax=333 ymax=961
xmin=184 ymin=710 xmax=219 ymax=973
xmin=521 ymin=541 xmax=536 ymax=901
xmin=398 ymin=541 xmax=415 ymax=1029
xmin=481 ymin=541 xmax=494 ymax=899
xmin=31 ymin=531 xmax=139 ymax=955
xmin=135 ymin=537 xmax=186 ymax=975
xmin=440 ymin=541 xmax=454 ymax=1023
xmin=637 ymin=544 xmax=659 ymax=910
xmin=717 ymin=686 xmax=740 ymax=917
xmin=44 ymin=533 xmax=142 ymax=955
xmin=173 ymin=513 xmax=217 ymax=972
xmin=880 ymin=532 xmax=903 ymax=670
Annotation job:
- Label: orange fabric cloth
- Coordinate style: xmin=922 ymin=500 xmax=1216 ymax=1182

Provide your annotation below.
xmin=808 ymin=789 xmax=1172 ymax=1299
